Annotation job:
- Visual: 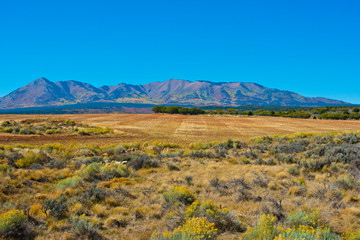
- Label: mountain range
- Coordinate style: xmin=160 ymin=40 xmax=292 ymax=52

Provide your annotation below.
xmin=0 ymin=77 xmax=349 ymax=109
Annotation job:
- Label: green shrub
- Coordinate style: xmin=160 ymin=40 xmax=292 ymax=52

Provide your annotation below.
xmin=81 ymin=184 xmax=108 ymax=204
xmin=71 ymin=215 xmax=100 ymax=240
xmin=42 ymin=195 xmax=68 ymax=219
xmin=287 ymin=209 xmax=321 ymax=228
xmin=127 ymin=155 xmax=160 ymax=170
xmin=80 ymin=163 xmax=101 ymax=181
xmin=55 ymin=176 xmax=83 ymax=190
xmin=100 ymin=163 xmax=130 ymax=179
xmin=278 ymin=226 xmax=340 ymax=240
xmin=335 ymin=174 xmax=357 ymax=190
xmin=288 ymin=166 xmax=300 ymax=176
xmin=163 ymin=186 xmax=195 ymax=205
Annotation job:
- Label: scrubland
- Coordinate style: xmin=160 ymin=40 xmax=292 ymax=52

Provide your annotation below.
xmin=1 ymin=116 xmax=360 ymax=239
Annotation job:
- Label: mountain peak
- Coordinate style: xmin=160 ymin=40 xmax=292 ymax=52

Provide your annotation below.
xmin=31 ymin=77 xmax=52 ymax=84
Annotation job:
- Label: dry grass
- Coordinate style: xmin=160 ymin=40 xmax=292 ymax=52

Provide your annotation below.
xmin=1 ymin=113 xmax=360 ymax=146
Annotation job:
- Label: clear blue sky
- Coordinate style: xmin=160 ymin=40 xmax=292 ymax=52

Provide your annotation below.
xmin=1 ymin=0 xmax=359 ymax=103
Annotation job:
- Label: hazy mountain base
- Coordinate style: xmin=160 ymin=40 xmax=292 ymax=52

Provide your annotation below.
xmin=1 ymin=131 xmax=360 ymax=239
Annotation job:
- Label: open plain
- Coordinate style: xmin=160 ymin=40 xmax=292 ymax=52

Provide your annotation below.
xmin=1 ymin=114 xmax=360 ymax=239
xmin=0 ymin=113 xmax=360 ymax=145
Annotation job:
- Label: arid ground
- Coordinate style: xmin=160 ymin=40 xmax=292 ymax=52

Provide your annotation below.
xmin=0 ymin=114 xmax=360 ymax=145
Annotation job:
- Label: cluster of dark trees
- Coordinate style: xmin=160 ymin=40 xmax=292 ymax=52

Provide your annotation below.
xmin=152 ymin=105 xmax=206 ymax=115
xmin=152 ymin=105 xmax=360 ymax=120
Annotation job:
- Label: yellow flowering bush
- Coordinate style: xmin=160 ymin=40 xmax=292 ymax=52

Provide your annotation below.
xmin=163 ymin=186 xmax=195 ymax=205
xmin=185 ymin=200 xmax=243 ymax=232
xmin=15 ymin=151 xmax=49 ymax=168
xmin=274 ymin=226 xmax=340 ymax=240
xmin=343 ymin=230 xmax=360 ymax=240
xmin=152 ymin=217 xmax=217 ymax=240
xmin=242 ymin=214 xmax=279 ymax=240
xmin=242 ymin=212 xmax=340 ymax=240
xmin=0 ymin=209 xmax=27 ymax=237
xmin=287 ymin=209 xmax=321 ymax=228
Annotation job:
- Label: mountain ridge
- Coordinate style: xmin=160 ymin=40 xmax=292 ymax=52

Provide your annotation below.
xmin=0 ymin=77 xmax=350 ymax=109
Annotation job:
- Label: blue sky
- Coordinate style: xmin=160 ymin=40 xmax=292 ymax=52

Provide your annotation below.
xmin=0 ymin=0 xmax=359 ymax=103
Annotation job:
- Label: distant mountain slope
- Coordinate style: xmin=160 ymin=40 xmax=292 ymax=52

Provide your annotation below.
xmin=0 ymin=77 xmax=349 ymax=109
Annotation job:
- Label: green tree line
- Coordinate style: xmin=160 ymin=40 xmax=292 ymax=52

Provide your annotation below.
xmin=152 ymin=105 xmax=360 ymax=120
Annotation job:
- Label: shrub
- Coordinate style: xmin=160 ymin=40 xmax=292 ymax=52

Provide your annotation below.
xmin=100 ymin=163 xmax=130 ymax=179
xmin=81 ymin=184 xmax=108 ymax=204
xmin=335 ymin=174 xmax=357 ymax=190
xmin=127 ymin=154 xmax=160 ymax=170
xmin=0 ymin=164 xmax=8 ymax=172
xmin=80 ymin=163 xmax=101 ymax=181
xmin=152 ymin=141 xmax=180 ymax=149
xmin=189 ymin=142 xmax=218 ymax=150
xmin=65 ymin=120 xmax=76 ymax=126
xmin=185 ymin=201 xmax=243 ymax=233
xmin=242 ymin=214 xmax=279 ymax=240
xmin=55 ymin=176 xmax=83 ymax=190
xmin=243 ymin=213 xmax=340 ymax=240
xmin=19 ymin=127 xmax=31 ymax=135
xmin=71 ymin=215 xmax=101 ymax=240
xmin=193 ymin=150 xmax=217 ymax=158
xmin=0 ymin=209 xmax=29 ymax=239
xmin=152 ymin=217 xmax=217 ymax=240
xmin=167 ymin=163 xmax=180 ymax=171
xmin=287 ymin=209 xmax=321 ymax=228
xmin=42 ymin=195 xmax=68 ymax=219
xmin=163 ymin=186 xmax=195 ymax=205
xmin=15 ymin=151 xmax=49 ymax=168
xmin=276 ymin=226 xmax=340 ymax=240
xmin=288 ymin=166 xmax=300 ymax=176
xmin=5 ymin=152 xmax=24 ymax=167
xmin=343 ymin=230 xmax=360 ymax=240
xmin=185 ymin=176 xmax=193 ymax=185
xmin=1 ymin=120 xmax=11 ymax=127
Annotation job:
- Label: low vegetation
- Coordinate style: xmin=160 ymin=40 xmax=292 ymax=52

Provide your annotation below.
xmin=0 ymin=119 xmax=113 ymax=135
xmin=153 ymin=105 xmax=360 ymax=120
xmin=1 ymin=130 xmax=360 ymax=239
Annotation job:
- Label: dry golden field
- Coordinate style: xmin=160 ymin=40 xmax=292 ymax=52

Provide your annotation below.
xmin=0 ymin=113 xmax=360 ymax=146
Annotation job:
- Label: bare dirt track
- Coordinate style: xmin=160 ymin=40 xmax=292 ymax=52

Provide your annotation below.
xmin=0 ymin=114 xmax=360 ymax=146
